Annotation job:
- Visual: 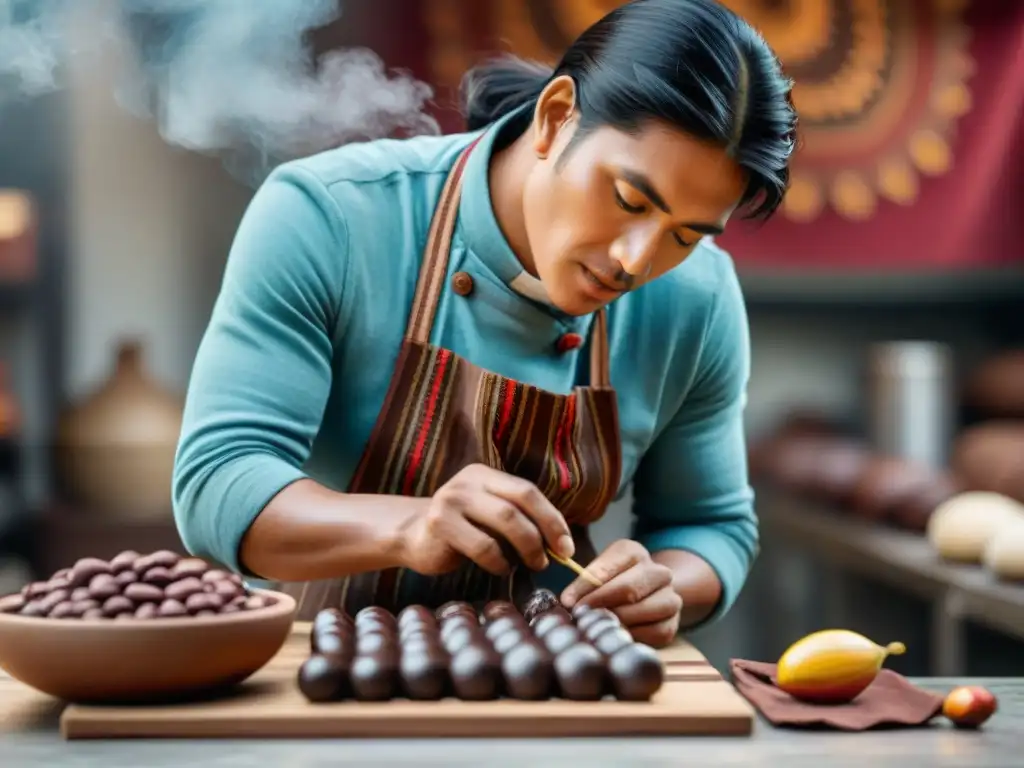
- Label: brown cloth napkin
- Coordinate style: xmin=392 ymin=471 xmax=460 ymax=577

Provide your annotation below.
xmin=730 ymin=659 xmax=944 ymax=730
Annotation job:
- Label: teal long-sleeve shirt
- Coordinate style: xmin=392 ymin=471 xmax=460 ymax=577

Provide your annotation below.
xmin=172 ymin=107 xmax=759 ymax=625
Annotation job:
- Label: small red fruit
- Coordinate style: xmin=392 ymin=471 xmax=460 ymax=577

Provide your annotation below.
xmin=942 ymin=685 xmax=997 ymax=729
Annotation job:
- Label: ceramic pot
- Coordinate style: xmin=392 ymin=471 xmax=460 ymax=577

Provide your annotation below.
xmin=56 ymin=341 xmax=184 ymax=518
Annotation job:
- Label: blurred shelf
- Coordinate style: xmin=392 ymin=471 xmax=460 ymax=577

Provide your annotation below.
xmin=738 ymin=267 xmax=1024 ymax=309
xmin=756 ymin=487 xmax=1024 ymax=674
xmin=0 ymin=282 xmax=35 ymax=311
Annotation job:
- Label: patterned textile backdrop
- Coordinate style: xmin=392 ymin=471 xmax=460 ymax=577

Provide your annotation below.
xmin=420 ymin=0 xmax=1024 ymax=269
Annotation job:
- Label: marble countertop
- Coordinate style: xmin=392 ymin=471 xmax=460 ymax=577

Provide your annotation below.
xmin=2 ymin=677 xmax=1019 ymax=767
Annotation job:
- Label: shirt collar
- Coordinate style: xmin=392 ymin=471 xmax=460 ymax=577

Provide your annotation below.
xmin=457 ymin=105 xmax=560 ymax=309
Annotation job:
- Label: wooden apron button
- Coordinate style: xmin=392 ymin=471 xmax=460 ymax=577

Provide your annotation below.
xmin=451 ymin=272 xmax=474 ymax=296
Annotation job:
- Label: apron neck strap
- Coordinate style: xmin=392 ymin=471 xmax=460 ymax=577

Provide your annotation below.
xmin=405 ymin=139 xmax=612 ymax=390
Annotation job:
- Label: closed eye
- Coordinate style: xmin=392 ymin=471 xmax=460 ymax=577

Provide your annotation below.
xmin=615 ymin=187 xmax=695 ymax=248
xmin=614 ymin=186 xmax=645 ymax=214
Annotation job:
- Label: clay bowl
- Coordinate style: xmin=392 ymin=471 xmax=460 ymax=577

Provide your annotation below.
xmin=0 ymin=589 xmax=295 ymax=703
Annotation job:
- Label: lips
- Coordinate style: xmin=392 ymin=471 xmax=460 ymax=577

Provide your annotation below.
xmin=582 ymin=266 xmax=628 ymax=293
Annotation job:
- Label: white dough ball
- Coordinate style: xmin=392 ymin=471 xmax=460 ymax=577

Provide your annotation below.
xmin=926 ymin=491 xmax=1024 ymax=563
xmin=983 ymin=519 xmax=1024 ymax=580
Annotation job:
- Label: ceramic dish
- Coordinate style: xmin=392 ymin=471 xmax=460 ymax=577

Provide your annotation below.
xmin=0 ymin=589 xmax=296 ymax=703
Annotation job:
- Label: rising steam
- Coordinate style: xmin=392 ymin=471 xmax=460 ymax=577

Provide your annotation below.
xmin=0 ymin=0 xmax=440 ymax=183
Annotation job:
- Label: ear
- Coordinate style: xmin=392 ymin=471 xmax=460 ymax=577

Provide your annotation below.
xmin=532 ymin=75 xmax=577 ymax=159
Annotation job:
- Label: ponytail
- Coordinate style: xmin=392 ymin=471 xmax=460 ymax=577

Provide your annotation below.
xmin=460 ymin=56 xmax=554 ymax=131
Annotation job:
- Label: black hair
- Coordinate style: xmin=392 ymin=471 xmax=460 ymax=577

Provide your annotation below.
xmin=460 ymin=0 xmax=796 ymax=219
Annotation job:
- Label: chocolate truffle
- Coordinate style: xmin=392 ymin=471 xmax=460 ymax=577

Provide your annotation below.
xmin=397 ymin=605 xmax=434 ymax=630
xmin=522 ymin=588 xmax=560 ymax=625
xmin=350 ymin=654 xmax=398 ymax=701
xmin=501 ymin=641 xmax=554 ymax=700
xmin=607 ymin=643 xmax=664 ymax=701
xmin=356 ymin=606 xmax=394 ymax=625
xmin=441 ymin=624 xmax=480 ymax=655
xmin=543 ymin=624 xmax=581 ymax=656
xmin=436 ymin=600 xmax=475 ymax=622
xmin=484 ymin=614 xmax=524 ymax=641
xmin=449 ymin=644 xmax=501 ymax=700
xmin=356 ymin=631 xmax=397 ymax=657
xmin=314 ymin=608 xmax=347 ymax=632
xmin=399 ymin=646 xmax=449 ymax=700
xmin=491 ymin=628 xmax=530 ymax=656
xmin=570 ymin=603 xmax=593 ymax=622
xmin=482 ymin=600 xmax=517 ymax=621
xmin=313 ymin=627 xmax=353 ymax=659
xmin=554 ymin=643 xmax=606 ymax=701
xmin=530 ymin=611 xmax=571 ymax=640
xmin=593 ymin=627 xmax=634 ymax=656
xmin=575 ymin=608 xmax=619 ymax=634
xmin=298 ymin=654 xmax=350 ymax=703
xmin=583 ymin=618 xmax=621 ymax=643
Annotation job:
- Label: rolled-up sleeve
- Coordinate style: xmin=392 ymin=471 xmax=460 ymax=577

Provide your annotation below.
xmin=631 ymin=260 xmax=758 ymax=625
xmin=172 ymin=164 xmax=349 ymax=573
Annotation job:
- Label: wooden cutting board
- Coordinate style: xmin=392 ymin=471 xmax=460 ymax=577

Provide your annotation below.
xmin=59 ymin=624 xmax=755 ymax=739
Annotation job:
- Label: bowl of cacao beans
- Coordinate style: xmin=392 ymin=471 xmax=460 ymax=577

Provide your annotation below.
xmin=0 ymin=549 xmax=296 ymax=703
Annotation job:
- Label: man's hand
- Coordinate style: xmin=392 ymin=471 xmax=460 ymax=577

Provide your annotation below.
xmin=398 ymin=464 xmax=575 ymax=576
xmin=559 ymin=539 xmax=683 ymax=648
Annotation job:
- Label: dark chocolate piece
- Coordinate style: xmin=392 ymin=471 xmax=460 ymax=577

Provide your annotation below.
xmin=449 ymin=645 xmax=501 ymax=700
xmin=484 ymin=614 xmax=524 ymax=641
xmin=399 ymin=646 xmax=449 ymax=700
xmin=554 ymin=643 xmax=606 ymax=701
xmin=435 ymin=600 xmax=475 ymax=622
xmin=350 ymin=654 xmax=398 ymax=701
xmin=441 ymin=624 xmax=480 ymax=655
xmin=298 ymin=654 xmax=350 ymax=702
xmin=482 ymin=600 xmax=517 ymax=621
xmin=501 ymin=641 xmax=554 ymax=700
xmin=593 ymin=627 xmax=633 ymax=656
xmin=312 ymin=628 xmax=353 ymax=659
xmin=575 ymin=608 xmax=619 ymax=633
xmin=522 ymin=588 xmax=560 ymax=625
xmin=356 ymin=606 xmax=395 ymax=627
xmin=397 ymin=605 xmax=433 ymax=630
xmin=583 ymin=618 xmax=621 ymax=643
xmin=542 ymin=624 xmax=581 ymax=656
xmin=491 ymin=628 xmax=529 ymax=656
xmin=314 ymin=608 xmax=346 ymax=633
xmin=570 ymin=603 xmax=593 ymax=622
xmin=356 ymin=631 xmax=396 ymax=657
xmin=607 ymin=643 xmax=664 ymax=701
xmin=530 ymin=611 xmax=571 ymax=640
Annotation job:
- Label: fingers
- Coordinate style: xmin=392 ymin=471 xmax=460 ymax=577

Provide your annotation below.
xmin=560 ymin=539 xmax=651 ymax=607
xmin=439 ymin=514 xmax=512 ymax=576
xmin=480 ymin=468 xmax=574 ymax=559
xmin=574 ymin=560 xmax=672 ymax=612
xmin=464 ymin=495 xmax=549 ymax=572
xmin=629 ymin=615 xmax=681 ymax=649
xmin=610 ymin=586 xmax=682 ymax=627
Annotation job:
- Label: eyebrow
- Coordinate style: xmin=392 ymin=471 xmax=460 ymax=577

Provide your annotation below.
xmin=618 ymin=168 xmax=725 ymax=236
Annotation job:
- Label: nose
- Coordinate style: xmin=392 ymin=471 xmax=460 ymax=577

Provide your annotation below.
xmin=610 ymin=222 xmax=659 ymax=278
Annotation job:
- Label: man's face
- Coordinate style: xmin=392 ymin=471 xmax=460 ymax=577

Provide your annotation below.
xmin=522 ymin=112 xmax=748 ymax=316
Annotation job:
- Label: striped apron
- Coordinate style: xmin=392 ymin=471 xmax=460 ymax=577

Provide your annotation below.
xmin=281 ymin=141 xmax=622 ymax=620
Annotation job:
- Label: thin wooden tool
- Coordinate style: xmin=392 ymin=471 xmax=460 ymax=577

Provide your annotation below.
xmin=547 ymin=547 xmax=603 ymax=587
